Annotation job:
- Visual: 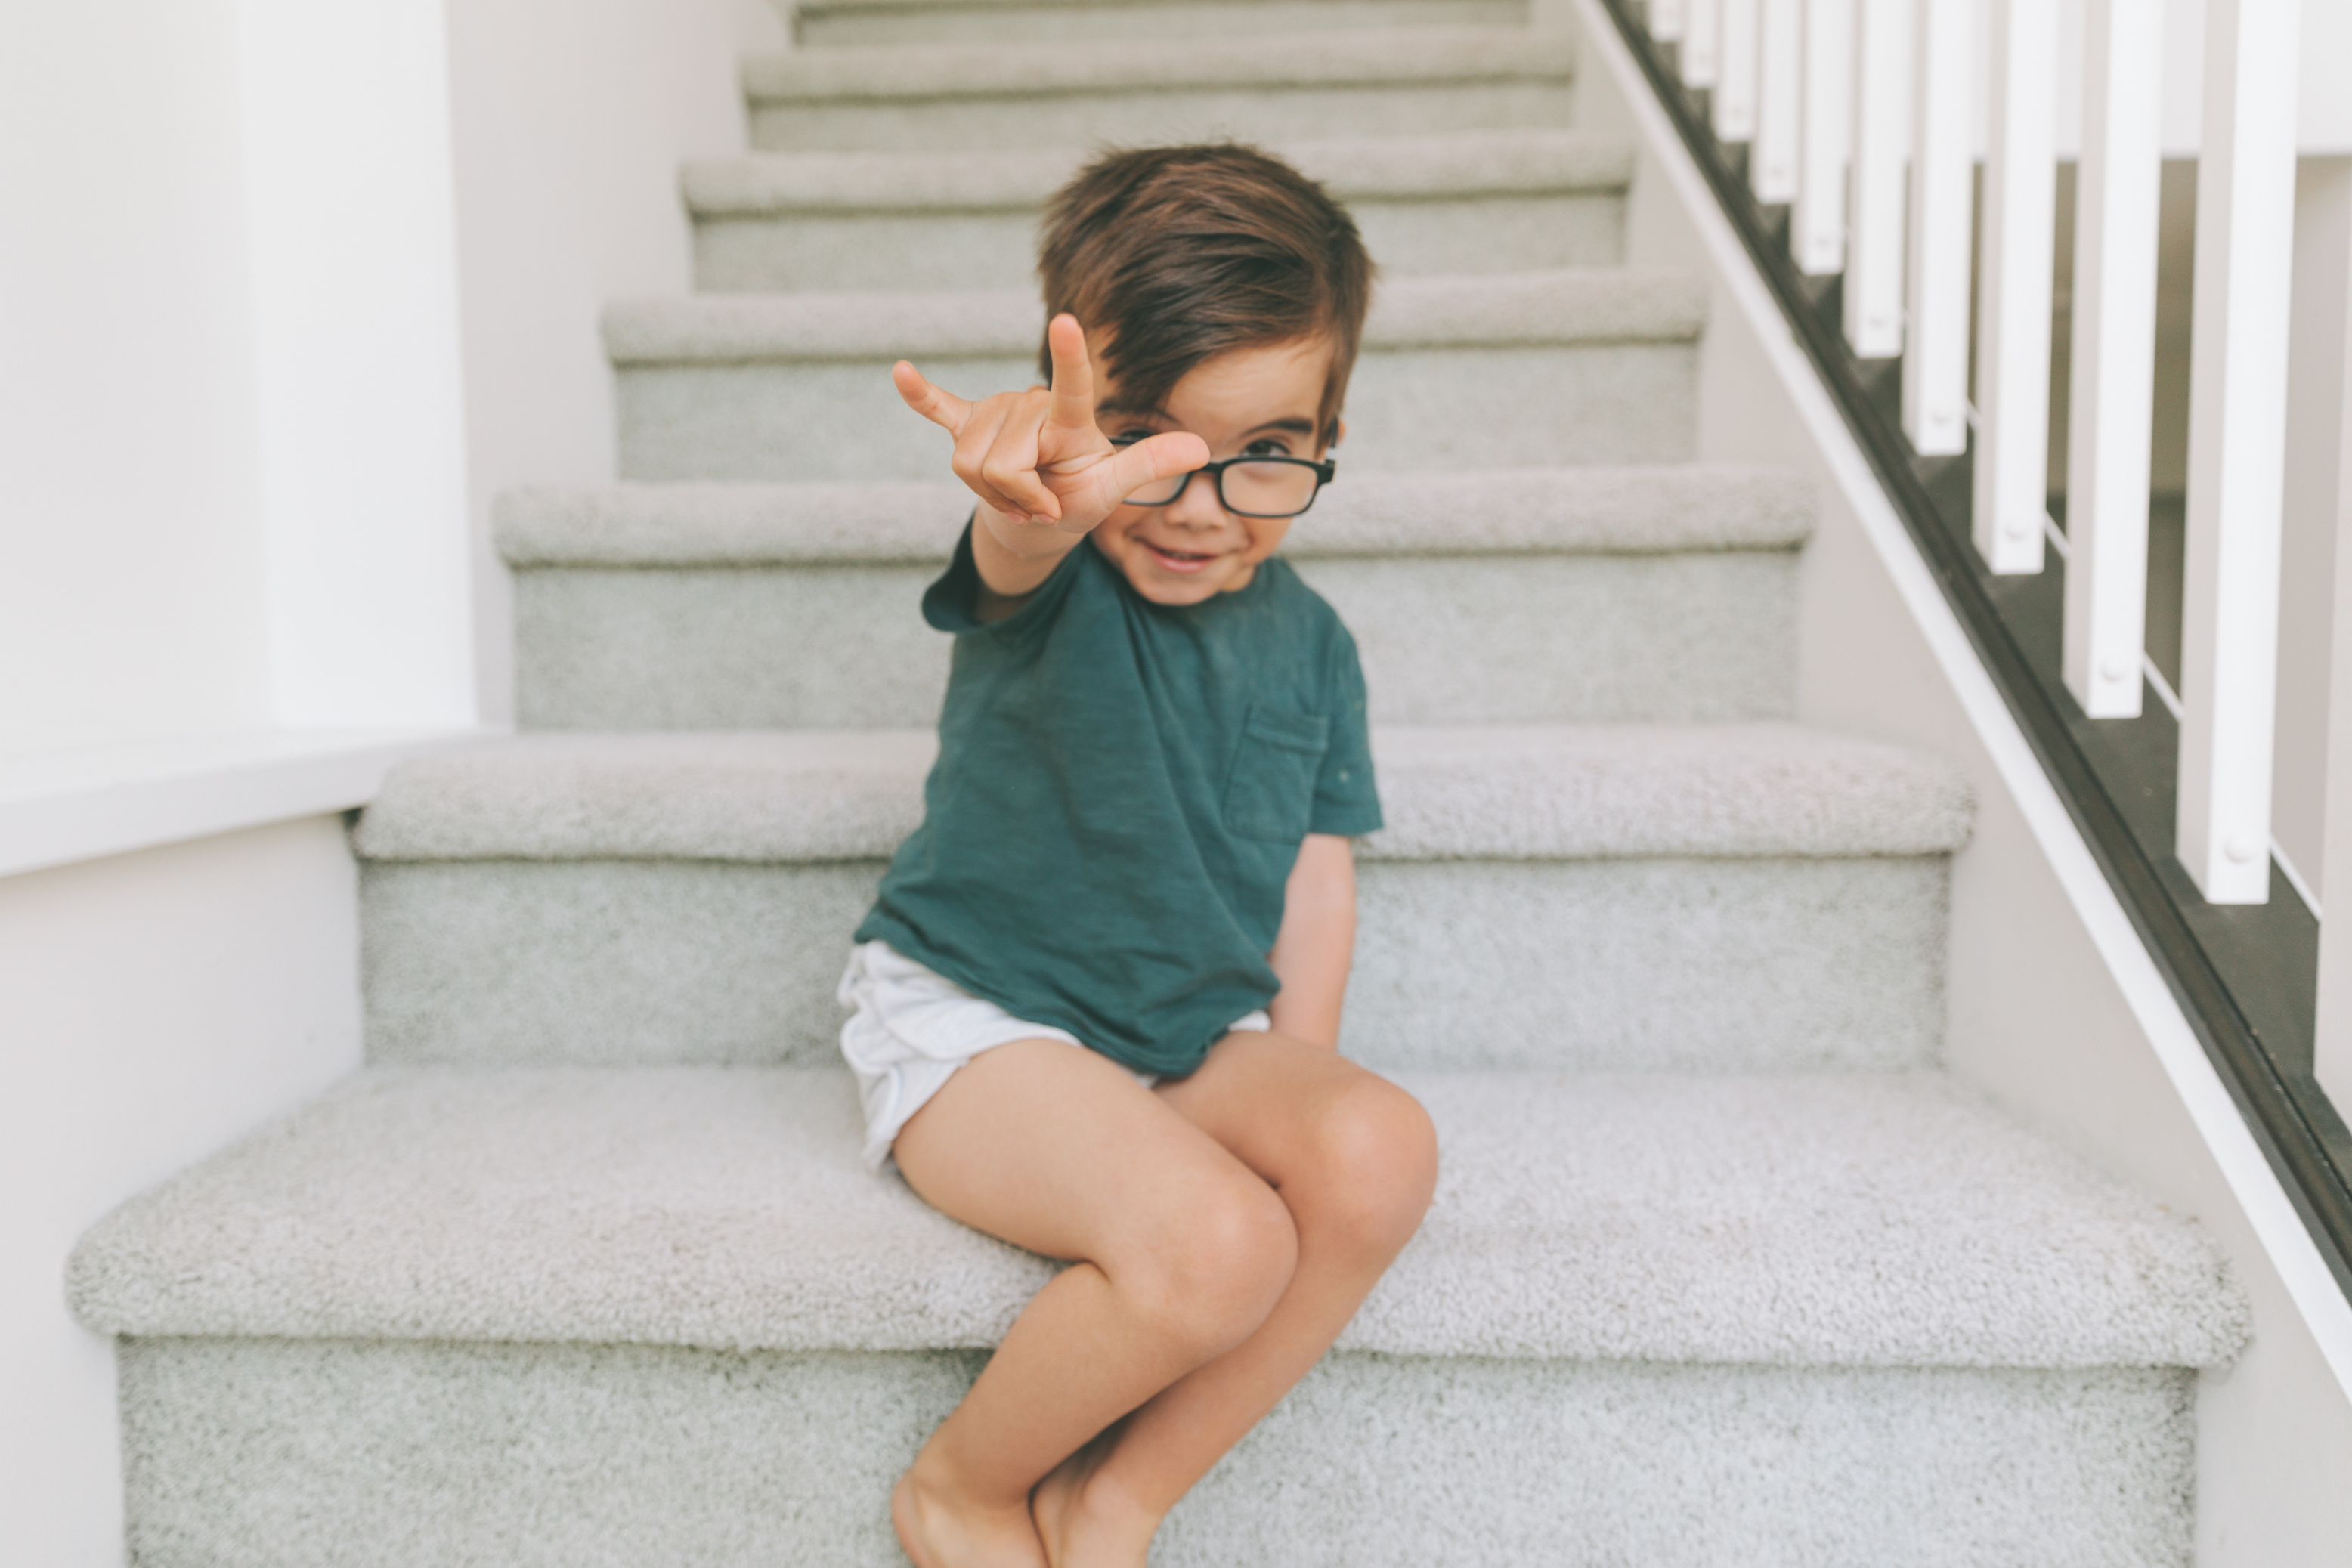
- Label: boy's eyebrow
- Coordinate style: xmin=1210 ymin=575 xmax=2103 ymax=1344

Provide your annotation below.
xmin=1095 ymin=405 xmax=1320 ymax=440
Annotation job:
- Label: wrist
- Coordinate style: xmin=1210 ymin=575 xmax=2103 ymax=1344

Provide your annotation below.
xmin=976 ymin=499 xmax=1090 ymax=558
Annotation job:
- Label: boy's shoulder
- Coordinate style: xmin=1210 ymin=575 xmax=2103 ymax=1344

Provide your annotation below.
xmin=1251 ymin=555 xmax=1356 ymax=647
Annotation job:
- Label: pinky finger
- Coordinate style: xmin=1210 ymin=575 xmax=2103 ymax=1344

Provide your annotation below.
xmin=893 ymin=361 xmax=970 ymax=434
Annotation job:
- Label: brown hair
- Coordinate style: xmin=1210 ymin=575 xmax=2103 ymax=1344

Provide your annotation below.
xmin=1037 ymin=144 xmax=1374 ymax=446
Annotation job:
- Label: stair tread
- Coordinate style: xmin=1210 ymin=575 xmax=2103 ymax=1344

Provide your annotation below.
xmin=494 ymin=466 xmax=1812 ymax=568
xmin=348 ymin=722 xmax=1970 ymax=864
xmin=741 ymin=27 xmax=1574 ymax=102
xmin=67 ymin=1065 xmax=2248 ymax=1368
xmin=795 ymin=0 xmax=1513 ymax=17
xmin=683 ymin=130 xmax=1632 ymax=215
xmin=602 ymin=269 xmax=1707 ymax=365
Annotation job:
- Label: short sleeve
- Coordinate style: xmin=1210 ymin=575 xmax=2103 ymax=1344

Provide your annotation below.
xmin=1310 ymin=627 xmax=1382 ymax=836
xmin=921 ymin=517 xmax=1085 ymax=638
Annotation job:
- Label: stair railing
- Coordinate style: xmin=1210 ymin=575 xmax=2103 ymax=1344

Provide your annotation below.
xmin=1600 ymin=0 xmax=2352 ymax=1297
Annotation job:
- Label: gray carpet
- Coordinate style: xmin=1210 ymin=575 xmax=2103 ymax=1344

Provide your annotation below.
xmin=494 ymin=465 xmax=1815 ymax=567
xmin=117 ymin=1335 xmax=2197 ymax=1568
xmin=351 ymin=723 xmax=1967 ymax=864
xmin=738 ymin=26 xmax=1577 ymax=102
xmin=71 ymin=1068 xmax=2245 ymax=1366
xmin=681 ymin=129 xmax=1633 ymax=215
xmin=601 ymin=270 xmax=1704 ymax=366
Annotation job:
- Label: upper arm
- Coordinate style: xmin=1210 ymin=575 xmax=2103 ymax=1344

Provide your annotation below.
xmin=1282 ymin=833 xmax=1357 ymax=918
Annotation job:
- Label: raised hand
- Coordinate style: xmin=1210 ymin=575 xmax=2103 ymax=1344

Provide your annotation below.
xmin=893 ymin=314 xmax=1209 ymax=555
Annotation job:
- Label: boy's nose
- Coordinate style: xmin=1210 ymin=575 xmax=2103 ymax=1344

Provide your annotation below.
xmin=1163 ymin=469 xmax=1230 ymax=528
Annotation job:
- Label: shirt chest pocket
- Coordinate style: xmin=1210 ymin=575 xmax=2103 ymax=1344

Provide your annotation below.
xmin=1223 ymin=707 xmax=1331 ymax=843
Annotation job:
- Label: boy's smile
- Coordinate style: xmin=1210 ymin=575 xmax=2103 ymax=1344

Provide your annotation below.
xmin=1088 ymin=336 xmax=1340 ymax=607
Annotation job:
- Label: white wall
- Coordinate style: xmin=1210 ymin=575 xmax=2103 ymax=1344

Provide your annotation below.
xmin=1 ymin=8 xmax=788 ymax=1566
xmin=238 ymin=0 xmax=480 ymax=731
xmin=0 ymin=819 xmax=364 ymax=1568
xmin=1574 ymin=12 xmax=2352 ymax=1561
xmin=445 ymin=0 xmax=785 ymax=722
xmin=0 ymin=0 xmax=272 ymax=755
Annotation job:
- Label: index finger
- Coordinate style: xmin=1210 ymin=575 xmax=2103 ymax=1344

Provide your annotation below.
xmin=1043 ymin=314 xmax=1099 ymax=432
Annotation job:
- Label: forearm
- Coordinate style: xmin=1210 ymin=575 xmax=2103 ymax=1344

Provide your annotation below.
xmin=971 ymin=500 xmax=1086 ymax=611
xmin=1265 ymin=833 xmax=1357 ymax=1050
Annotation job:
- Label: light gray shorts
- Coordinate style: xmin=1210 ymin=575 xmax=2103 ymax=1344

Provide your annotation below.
xmin=836 ymin=940 xmax=1271 ymax=1170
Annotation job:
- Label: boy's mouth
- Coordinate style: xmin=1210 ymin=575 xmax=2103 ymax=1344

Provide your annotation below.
xmin=1140 ymin=540 xmax=1221 ymax=574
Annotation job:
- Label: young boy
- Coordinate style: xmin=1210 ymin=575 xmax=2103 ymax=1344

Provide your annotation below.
xmin=837 ymin=144 xmax=1441 ymax=1568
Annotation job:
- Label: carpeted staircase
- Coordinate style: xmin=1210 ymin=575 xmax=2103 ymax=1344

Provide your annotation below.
xmin=70 ymin=2 xmax=2252 ymax=1563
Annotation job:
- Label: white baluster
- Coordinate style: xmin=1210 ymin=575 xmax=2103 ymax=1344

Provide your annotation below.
xmin=1652 ymin=0 xmax=1689 ymax=42
xmin=1903 ymin=0 xmax=1971 ymax=455
xmin=2312 ymin=199 xmax=2352 ymax=1107
xmin=1717 ymin=0 xmax=1761 ymax=140
xmin=1685 ymin=0 xmax=1722 ymax=87
xmin=1971 ymin=0 xmax=2057 ymax=565
xmin=2061 ymin=0 xmax=2164 ymax=716
xmin=1846 ymin=0 xmax=1910 ymax=355
xmin=1795 ymin=0 xmax=1854 ymax=273
xmin=2178 ymin=0 xmax=2303 ymax=905
xmin=1753 ymin=0 xmax=1803 ymax=201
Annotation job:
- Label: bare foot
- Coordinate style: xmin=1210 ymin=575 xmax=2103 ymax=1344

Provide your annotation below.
xmin=1029 ymin=1440 xmax=1158 ymax=1568
xmin=894 ymin=1461 xmax=1050 ymax=1568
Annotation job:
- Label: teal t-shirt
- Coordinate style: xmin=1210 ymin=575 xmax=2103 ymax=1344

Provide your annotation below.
xmin=853 ymin=521 xmax=1382 ymax=1077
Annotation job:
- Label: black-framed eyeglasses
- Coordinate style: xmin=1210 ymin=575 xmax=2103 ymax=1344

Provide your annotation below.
xmin=1113 ymin=447 xmax=1337 ymax=519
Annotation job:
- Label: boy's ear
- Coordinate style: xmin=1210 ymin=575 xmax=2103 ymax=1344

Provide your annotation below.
xmin=1324 ymin=417 xmax=1347 ymax=455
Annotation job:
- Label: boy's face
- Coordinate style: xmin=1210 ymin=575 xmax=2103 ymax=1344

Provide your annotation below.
xmin=1088 ymin=336 xmax=1340 ymax=606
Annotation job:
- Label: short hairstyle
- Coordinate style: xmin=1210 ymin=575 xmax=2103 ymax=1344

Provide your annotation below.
xmin=1037 ymin=144 xmax=1375 ymax=446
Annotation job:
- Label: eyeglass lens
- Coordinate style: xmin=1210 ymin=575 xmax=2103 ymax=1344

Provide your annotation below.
xmin=1125 ymin=460 xmax=1322 ymax=517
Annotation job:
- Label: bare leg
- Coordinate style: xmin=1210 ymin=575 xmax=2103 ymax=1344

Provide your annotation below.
xmin=1030 ymin=1031 xmax=1440 ymax=1567
xmin=887 ymin=1038 xmax=1302 ymax=1568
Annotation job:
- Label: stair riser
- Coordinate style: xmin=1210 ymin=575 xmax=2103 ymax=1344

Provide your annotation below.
xmin=692 ymin=192 xmax=1626 ymax=294
xmin=749 ymin=82 xmax=1576 ymax=153
xmin=121 ymin=1336 xmax=2193 ymax=1568
xmin=616 ymin=342 xmax=1696 ymax=481
xmin=511 ymin=551 xmax=1798 ymax=730
xmin=359 ymin=855 xmax=1945 ymax=1072
xmin=798 ymin=0 xmax=1529 ymax=48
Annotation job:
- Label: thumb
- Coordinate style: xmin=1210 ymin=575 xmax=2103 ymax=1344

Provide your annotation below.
xmin=1100 ymin=431 xmax=1209 ymax=503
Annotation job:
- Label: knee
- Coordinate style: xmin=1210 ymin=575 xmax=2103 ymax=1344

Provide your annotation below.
xmin=1290 ymin=1078 xmax=1440 ymax=1260
xmin=1120 ymin=1174 xmax=1298 ymax=1360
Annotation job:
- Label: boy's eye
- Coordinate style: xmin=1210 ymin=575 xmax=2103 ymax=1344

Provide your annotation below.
xmin=1109 ymin=429 xmax=1156 ymax=447
xmin=1243 ymin=438 xmax=1295 ymax=458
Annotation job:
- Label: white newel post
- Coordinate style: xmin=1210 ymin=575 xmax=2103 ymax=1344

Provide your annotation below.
xmin=1846 ymin=0 xmax=1911 ymax=356
xmin=1753 ymin=0 xmax=1801 ymax=200
xmin=1685 ymin=0 xmax=1723 ymax=85
xmin=1970 ymin=0 xmax=2056 ymax=570
xmin=1716 ymin=0 xmax=1761 ymax=139
xmin=2060 ymin=0 xmax=2164 ymax=718
xmin=2177 ymin=0 xmax=2301 ymax=905
xmin=1902 ymin=0 xmax=1970 ymax=456
xmin=1794 ymin=0 xmax=1853 ymax=273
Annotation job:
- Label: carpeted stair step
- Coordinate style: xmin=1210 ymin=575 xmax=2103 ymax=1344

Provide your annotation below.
xmin=349 ymin=723 xmax=1970 ymax=1072
xmin=606 ymin=268 xmax=1704 ymax=481
xmin=497 ymin=466 xmax=1812 ymax=730
xmin=67 ymin=1065 xmax=2247 ymax=1566
xmin=686 ymin=131 xmax=1634 ymax=292
xmin=794 ymin=0 xmax=1530 ymax=49
xmin=744 ymin=29 xmax=1577 ymax=152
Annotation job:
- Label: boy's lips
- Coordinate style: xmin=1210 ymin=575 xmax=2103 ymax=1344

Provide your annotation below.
xmin=1140 ymin=540 xmax=1224 ymax=574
